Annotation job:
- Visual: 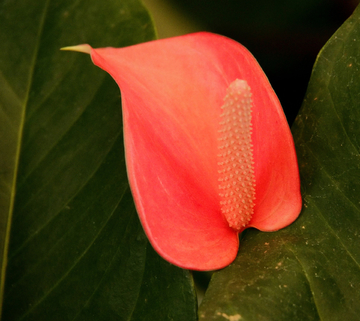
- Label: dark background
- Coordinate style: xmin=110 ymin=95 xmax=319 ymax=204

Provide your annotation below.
xmin=163 ymin=0 xmax=359 ymax=125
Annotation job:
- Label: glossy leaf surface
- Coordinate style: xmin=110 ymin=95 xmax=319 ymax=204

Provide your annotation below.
xmin=0 ymin=0 xmax=197 ymax=320
xmin=199 ymin=5 xmax=360 ymax=321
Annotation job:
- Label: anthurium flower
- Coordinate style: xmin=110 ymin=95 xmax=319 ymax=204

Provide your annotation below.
xmin=63 ymin=32 xmax=302 ymax=271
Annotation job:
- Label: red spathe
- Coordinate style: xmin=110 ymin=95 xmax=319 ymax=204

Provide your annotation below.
xmin=82 ymin=32 xmax=301 ymax=270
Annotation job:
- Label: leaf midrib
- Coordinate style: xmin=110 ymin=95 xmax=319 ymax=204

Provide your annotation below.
xmin=0 ymin=0 xmax=51 ymax=314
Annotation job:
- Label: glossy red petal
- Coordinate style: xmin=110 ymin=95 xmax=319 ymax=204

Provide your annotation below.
xmin=85 ymin=32 xmax=301 ymax=270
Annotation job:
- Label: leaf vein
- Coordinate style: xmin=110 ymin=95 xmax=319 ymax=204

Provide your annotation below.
xmin=18 ymin=185 xmax=129 ymax=320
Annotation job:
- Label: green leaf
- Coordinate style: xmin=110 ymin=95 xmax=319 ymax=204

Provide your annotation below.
xmin=0 ymin=0 xmax=197 ymax=320
xmin=199 ymin=5 xmax=360 ymax=321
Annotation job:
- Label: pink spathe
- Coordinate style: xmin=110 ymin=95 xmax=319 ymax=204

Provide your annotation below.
xmin=64 ymin=32 xmax=302 ymax=271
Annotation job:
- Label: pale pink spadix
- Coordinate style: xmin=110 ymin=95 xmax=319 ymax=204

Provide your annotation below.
xmin=218 ymin=80 xmax=255 ymax=231
xmin=62 ymin=32 xmax=302 ymax=271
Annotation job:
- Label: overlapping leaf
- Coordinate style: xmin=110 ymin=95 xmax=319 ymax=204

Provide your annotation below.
xmin=199 ymin=5 xmax=360 ymax=321
xmin=0 ymin=0 xmax=197 ymax=320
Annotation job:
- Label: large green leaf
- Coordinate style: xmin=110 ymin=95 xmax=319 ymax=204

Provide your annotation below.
xmin=199 ymin=4 xmax=360 ymax=321
xmin=0 ymin=0 xmax=197 ymax=320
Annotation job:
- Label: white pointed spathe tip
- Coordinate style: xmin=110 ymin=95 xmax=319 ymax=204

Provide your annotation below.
xmin=60 ymin=44 xmax=91 ymax=54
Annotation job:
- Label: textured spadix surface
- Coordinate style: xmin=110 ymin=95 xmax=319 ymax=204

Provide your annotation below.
xmin=218 ymin=79 xmax=255 ymax=231
xmin=66 ymin=32 xmax=301 ymax=270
